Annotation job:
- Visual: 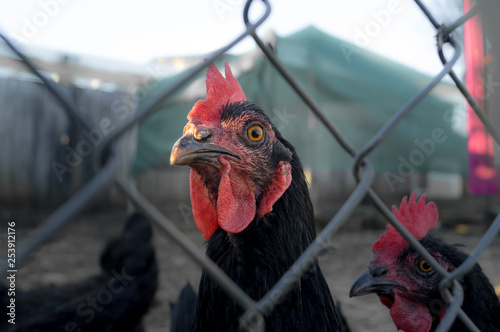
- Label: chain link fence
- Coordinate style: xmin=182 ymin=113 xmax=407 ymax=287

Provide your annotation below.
xmin=1 ymin=0 xmax=499 ymax=331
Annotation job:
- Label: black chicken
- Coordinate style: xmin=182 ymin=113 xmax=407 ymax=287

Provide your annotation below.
xmin=170 ymin=62 xmax=345 ymax=331
xmin=350 ymin=193 xmax=500 ymax=332
xmin=1 ymin=212 xmax=158 ymax=332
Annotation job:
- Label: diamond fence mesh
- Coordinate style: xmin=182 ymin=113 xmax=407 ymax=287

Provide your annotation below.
xmin=1 ymin=1 xmax=499 ymax=331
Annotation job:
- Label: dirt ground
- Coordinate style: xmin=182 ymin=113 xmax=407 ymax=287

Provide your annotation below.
xmin=1 ymin=205 xmax=499 ymax=332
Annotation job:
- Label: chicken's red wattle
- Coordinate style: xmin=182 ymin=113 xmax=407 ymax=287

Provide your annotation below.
xmin=390 ymin=290 xmax=433 ymax=332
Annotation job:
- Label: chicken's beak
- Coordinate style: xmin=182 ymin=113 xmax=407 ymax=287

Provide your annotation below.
xmin=349 ymin=268 xmax=405 ymax=297
xmin=170 ymin=133 xmax=238 ymax=166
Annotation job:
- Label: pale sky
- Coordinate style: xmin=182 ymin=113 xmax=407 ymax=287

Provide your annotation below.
xmin=0 ymin=0 xmax=464 ymax=76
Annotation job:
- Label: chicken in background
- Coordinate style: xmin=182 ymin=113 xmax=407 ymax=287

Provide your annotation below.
xmin=1 ymin=212 xmax=158 ymax=332
xmin=170 ymin=62 xmax=349 ymax=331
xmin=350 ymin=193 xmax=500 ymax=332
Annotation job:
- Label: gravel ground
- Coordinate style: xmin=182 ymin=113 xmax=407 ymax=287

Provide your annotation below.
xmin=1 ymin=206 xmax=499 ymax=332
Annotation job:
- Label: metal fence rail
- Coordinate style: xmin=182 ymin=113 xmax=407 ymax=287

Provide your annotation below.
xmin=1 ymin=1 xmax=499 ymax=331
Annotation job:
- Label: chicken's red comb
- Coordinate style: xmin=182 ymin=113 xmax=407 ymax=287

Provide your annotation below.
xmin=187 ymin=62 xmax=246 ymax=126
xmin=373 ymin=193 xmax=438 ymax=253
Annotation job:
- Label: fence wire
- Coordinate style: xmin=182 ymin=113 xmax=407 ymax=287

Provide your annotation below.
xmin=1 ymin=0 xmax=499 ymax=331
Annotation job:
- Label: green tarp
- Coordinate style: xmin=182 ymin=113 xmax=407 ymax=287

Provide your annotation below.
xmin=132 ymin=26 xmax=467 ymax=178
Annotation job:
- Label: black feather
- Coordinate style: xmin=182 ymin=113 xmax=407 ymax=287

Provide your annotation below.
xmin=397 ymin=235 xmax=500 ymax=332
xmin=193 ymin=103 xmax=343 ymax=331
xmin=170 ymin=282 xmax=196 ymax=332
xmin=1 ymin=213 xmax=158 ymax=332
xmin=419 ymin=235 xmax=500 ymax=332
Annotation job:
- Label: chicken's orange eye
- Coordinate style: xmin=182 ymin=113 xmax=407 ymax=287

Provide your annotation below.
xmin=418 ymin=259 xmax=433 ymax=273
xmin=247 ymin=125 xmax=263 ymax=142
